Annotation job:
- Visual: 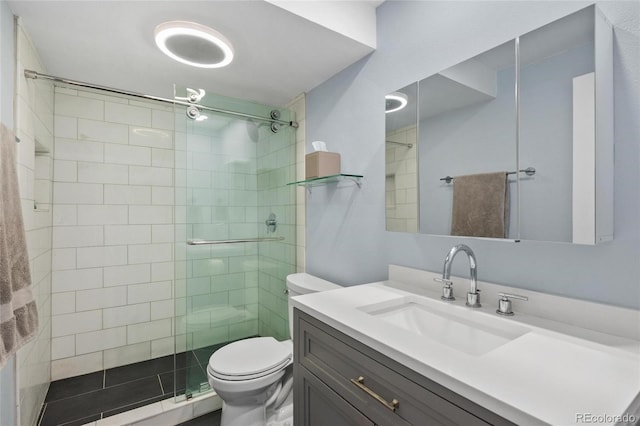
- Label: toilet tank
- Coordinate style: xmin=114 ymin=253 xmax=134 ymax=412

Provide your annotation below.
xmin=286 ymin=273 xmax=340 ymax=338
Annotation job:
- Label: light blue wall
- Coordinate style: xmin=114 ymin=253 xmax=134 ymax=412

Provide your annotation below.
xmin=0 ymin=2 xmax=16 ymax=425
xmin=306 ymin=1 xmax=640 ymax=309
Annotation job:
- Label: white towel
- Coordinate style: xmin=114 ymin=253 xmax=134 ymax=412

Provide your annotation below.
xmin=0 ymin=123 xmax=39 ymax=369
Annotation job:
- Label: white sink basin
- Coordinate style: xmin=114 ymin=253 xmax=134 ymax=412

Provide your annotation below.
xmin=359 ymin=296 xmax=530 ymax=356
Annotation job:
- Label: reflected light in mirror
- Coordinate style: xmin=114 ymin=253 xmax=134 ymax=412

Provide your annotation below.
xmin=385 ymin=92 xmax=408 ymax=113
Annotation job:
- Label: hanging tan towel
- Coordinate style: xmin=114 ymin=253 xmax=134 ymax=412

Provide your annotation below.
xmin=0 ymin=123 xmax=38 ymax=369
xmin=450 ymin=172 xmax=509 ymax=238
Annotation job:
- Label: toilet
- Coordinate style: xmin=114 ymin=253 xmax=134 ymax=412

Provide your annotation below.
xmin=207 ymin=273 xmax=340 ymax=426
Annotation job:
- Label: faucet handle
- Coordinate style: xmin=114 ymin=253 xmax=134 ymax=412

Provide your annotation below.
xmin=433 ymin=277 xmax=453 ymax=287
xmin=434 ymin=278 xmax=455 ymax=301
xmin=496 ymin=293 xmax=528 ymax=316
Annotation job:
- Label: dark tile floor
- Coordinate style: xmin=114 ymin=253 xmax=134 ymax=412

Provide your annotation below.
xmin=178 ymin=409 xmax=222 ymax=426
xmin=38 ymin=345 xmax=222 ymax=426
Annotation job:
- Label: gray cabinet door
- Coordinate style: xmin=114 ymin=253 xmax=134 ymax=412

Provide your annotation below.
xmin=295 ymin=363 xmax=375 ymax=426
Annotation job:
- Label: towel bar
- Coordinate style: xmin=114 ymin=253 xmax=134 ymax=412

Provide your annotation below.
xmin=385 ymin=140 xmax=413 ymax=149
xmin=440 ymin=167 xmax=535 ymax=184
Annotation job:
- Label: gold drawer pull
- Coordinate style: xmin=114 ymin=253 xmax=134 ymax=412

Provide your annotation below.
xmin=350 ymin=376 xmax=399 ymax=412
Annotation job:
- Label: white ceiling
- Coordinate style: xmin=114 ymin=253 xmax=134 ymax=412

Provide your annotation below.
xmin=7 ymin=1 xmax=382 ymax=107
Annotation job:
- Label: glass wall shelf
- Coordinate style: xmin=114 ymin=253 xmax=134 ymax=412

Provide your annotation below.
xmin=287 ymin=173 xmax=364 ymax=189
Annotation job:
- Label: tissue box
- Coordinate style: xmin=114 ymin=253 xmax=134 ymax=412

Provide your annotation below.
xmin=305 ymin=152 xmax=341 ymax=179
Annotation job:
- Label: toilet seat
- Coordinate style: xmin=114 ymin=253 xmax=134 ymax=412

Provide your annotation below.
xmin=208 ymin=337 xmax=292 ymax=381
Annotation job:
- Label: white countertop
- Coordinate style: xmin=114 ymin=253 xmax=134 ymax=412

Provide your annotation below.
xmin=292 ymin=280 xmax=640 ymax=426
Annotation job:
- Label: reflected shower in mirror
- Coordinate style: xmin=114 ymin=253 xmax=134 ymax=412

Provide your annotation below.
xmin=385 ymin=82 xmax=418 ymax=233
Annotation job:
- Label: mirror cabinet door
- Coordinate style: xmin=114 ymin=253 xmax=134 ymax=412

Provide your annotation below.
xmin=385 ymin=82 xmax=419 ymax=233
xmin=417 ymin=40 xmax=517 ymax=238
xmin=518 ymin=5 xmax=613 ymax=244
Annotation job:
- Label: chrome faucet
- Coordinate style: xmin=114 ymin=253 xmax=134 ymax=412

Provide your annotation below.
xmin=434 ymin=244 xmax=481 ymax=308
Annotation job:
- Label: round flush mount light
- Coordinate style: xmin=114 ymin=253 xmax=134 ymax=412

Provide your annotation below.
xmin=385 ymin=92 xmax=408 ymax=113
xmin=154 ymin=21 xmax=234 ymax=68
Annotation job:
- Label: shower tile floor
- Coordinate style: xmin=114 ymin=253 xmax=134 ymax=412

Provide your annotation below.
xmin=38 ymin=344 xmax=224 ymax=426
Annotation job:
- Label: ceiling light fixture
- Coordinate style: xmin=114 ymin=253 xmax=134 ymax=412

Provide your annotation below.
xmin=385 ymin=92 xmax=408 ymax=113
xmin=154 ymin=21 xmax=234 ymax=68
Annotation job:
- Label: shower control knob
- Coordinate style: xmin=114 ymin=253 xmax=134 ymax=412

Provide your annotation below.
xmin=265 ymin=213 xmax=277 ymax=233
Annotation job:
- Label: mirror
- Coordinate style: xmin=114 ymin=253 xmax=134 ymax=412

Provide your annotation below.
xmin=384 ymin=5 xmax=613 ymax=244
xmin=385 ymin=82 xmax=418 ymax=233
xmin=418 ymin=40 xmax=517 ymax=238
xmin=519 ymin=6 xmax=612 ymax=244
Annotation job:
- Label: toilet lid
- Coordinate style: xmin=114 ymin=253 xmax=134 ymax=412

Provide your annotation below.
xmin=208 ymin=337 xmax=292 ymax=381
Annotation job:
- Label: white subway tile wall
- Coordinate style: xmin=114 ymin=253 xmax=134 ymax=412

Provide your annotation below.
xmin=103 ymin=304 xmax=150 ymax=329
xmin=50 ymin=88 xmax=176 ymax=380
xmin=385 ymin=125 xmax=419 ymax=232
xmin=15 ymin=21 xmax=54 ymax=426
xmin=173 ymin=94 xmax=298 ymax=355
xmin=103 ymin=342 xmax=151 ymax=370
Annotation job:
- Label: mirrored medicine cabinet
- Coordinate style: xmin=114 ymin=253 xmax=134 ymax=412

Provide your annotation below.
xmin=384 ymin=5 xmax=613 ymax=245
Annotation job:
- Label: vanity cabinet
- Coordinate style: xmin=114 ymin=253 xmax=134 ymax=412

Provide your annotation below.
xmin=293 ymin=309 xmax=515 ymax=426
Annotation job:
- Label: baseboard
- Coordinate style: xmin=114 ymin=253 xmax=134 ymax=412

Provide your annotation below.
xmin=81 ymin=392 xmax=222 ymax=426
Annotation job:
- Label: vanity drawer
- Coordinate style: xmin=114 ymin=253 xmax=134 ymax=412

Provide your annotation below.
xmin=295 ymin=309 xmax=514 ymax=426
xmin=297 ymin=362 xmax=375 ymax=426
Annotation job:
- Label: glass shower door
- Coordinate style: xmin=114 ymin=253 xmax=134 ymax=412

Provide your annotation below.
xmin=174 ymin=86 xmax=296 ymax=400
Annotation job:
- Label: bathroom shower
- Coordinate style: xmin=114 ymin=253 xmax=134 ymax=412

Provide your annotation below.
xmin=22 ymin=70 xmax=298 ymax=417
xmin=174 ymin=84 xmax=297 ymax=400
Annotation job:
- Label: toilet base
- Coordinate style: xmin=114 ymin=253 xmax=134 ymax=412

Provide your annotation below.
xmin=220 ymin=401 xmax=266 ymax=426
xmin=266 ymin=392 xmax=293 ymax=426
xmin=218 ymin=386 xmax=293 ymax=426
